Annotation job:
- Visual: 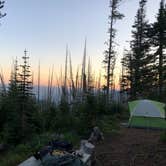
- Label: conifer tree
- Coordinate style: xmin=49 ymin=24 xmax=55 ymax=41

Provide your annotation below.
xmin=0 ymin=1 xmax=6 ymax=19
xmin=130 ymin=0 xmax=153 ymax=98
xmin=103 ymin=0 xmax=124 ymax=101
xmin=8 ymin=59 xmax=19 ymax=97
xmin=18 ymin=50 xmax=35 ymax=139
xmin=150 ymin=0 xmax=166 ymax=97
xmin=3 ymin=59 xmax=21 ymax=144
xmin=120 ymin=49 xmax=133 ymax=101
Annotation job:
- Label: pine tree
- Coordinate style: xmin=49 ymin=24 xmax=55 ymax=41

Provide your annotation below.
xmin=0 ymin=59 xmax=21 ymax=144
xmin=4 ymin=59 xmax=21 ymax=144
xmin=103 ymin=0 xmax=124 ymax=101
xmin=1 ymin=54 xmax=38 ymax=143
xmin=150 ymin=0 xmax=166 ymax=97
xmin=0 ymin=1 xmax=6 ymax=19
xmin=18 ymin=50 xmax=35 ymax=139
xmin=130 ymin=0 xmax=153 ymax=98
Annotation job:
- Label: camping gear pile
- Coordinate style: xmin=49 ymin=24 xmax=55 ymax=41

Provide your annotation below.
xmin=18 ymin=126 xmax=104 ymax=166
xmin=19 ymin=139 xmax=93 ymax=166
xmin=40 ymin=153 xmax=84 ymax=166
xmin=33 ymin=140 xmax=92 ymax=166
xmin=128 ymin=99 xmax=166 ymax=129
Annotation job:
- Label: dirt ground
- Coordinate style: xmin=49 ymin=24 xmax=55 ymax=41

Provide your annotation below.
xmin=95 ymin=127 xmax=166 ymax=166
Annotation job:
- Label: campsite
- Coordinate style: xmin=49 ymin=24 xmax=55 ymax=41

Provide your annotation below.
xmin=95 ymin=126 xmax=166 ymax=166
xmin=0 ymin=0 xmax=166 ymax=165
xmin=17 ymin=99 xmax=166 ymax=165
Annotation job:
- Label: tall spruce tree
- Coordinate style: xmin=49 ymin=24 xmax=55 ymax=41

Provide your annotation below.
xmin=150 ymin=0 xmax=166 ymax=98
xmin=130 ymin=0 xmax=153 ymax=98
xmin=18 ymin=50 xmax=35 ymax=139
xmin=103 ymin=0 xmax=124 ymax=101
xmin=3 ymin=59 xmax=21 ymax=144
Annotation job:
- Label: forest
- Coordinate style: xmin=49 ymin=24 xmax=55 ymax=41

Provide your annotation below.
xmin=0 ymin=0 xmax=166 ymax=166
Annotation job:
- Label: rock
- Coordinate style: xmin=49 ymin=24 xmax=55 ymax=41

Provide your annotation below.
xmin=88 ymin=126 xmax=104 ymax=144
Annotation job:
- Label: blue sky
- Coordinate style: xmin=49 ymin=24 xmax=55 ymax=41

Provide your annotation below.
xmin=0 ymin=0 xmax=160 ymax=85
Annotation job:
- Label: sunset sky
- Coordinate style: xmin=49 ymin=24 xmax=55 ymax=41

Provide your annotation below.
xmin=0 ymin=0 xmax=160 ymax=87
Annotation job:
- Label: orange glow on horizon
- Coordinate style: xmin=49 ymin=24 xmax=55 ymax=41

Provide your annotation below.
xmin=1 ymin=60 xmax=121 ymax=91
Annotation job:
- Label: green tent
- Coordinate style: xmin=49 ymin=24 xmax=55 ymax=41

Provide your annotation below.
xmin=128 ymin=100 xmax=166 ymax=129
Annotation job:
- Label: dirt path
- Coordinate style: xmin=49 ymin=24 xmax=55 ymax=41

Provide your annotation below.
xmin=95 ymin=127 xmax=166 ymax=166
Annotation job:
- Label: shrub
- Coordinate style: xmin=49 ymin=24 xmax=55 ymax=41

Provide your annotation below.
xmin=160 ymin=131 xmax=166 ymax=142
xmin=63 ymin=132 xmax=80 ymax=145
xmin=98 ymin=115 xmax=120 ymax=134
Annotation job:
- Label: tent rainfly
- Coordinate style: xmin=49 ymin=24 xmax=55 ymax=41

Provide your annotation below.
xmin=128 ymin=100 xmax=166 ymax=129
